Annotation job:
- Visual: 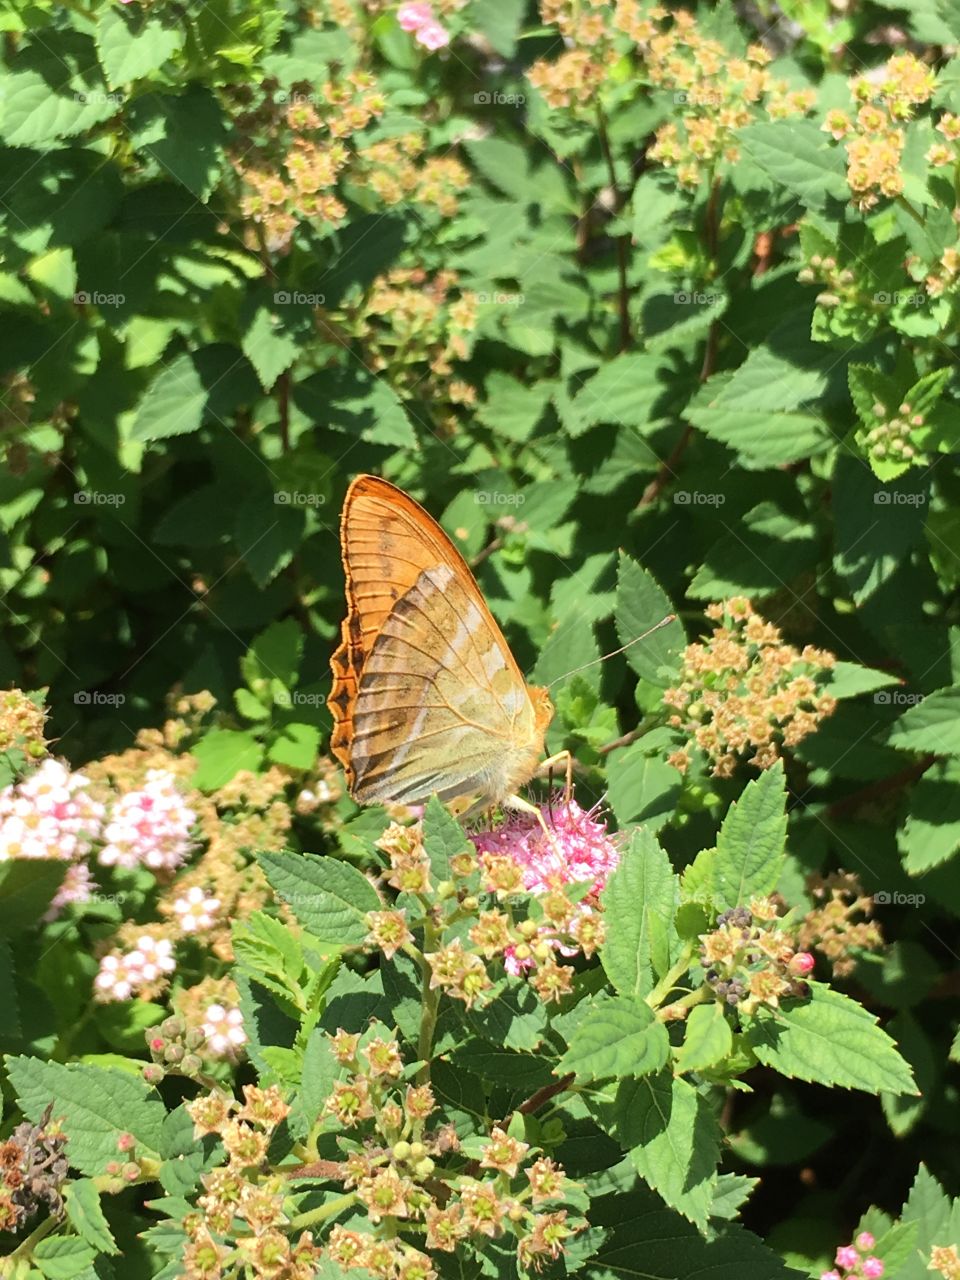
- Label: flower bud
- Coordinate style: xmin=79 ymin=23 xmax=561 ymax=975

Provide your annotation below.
xmin=414 ymin=1157 xmax=435 ymax=1178
xmin=393 ymin=1141 xmax=412 ymax=1162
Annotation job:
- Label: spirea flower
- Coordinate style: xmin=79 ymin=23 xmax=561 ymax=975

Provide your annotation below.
xmin=470 ymin=799 xmax=620 ymax=895
xmin=823 ymin=1233 xmax=886 ymax=1280
xmin=202 ymin=1003 xmax=248 ymax=1058
xmin=98 ymin=769 xmax=196 ymax=872
xmin=172 ymin=885 xmax=221 ymax=933
xmin=665 ymin=597 xmax=836 ymax=777
xmin=397 ymin=1 xmax=450 ymax=49
xmin=95 ymin=935 xmax=176 ymax=1002
xmin=0 ymin=758 xmax=105 ymax=861
xmin=43 ymin=862 xmax=97 ymax=921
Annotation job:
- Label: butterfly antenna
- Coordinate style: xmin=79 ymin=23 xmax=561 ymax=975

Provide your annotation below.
xmin=545 ymin=614 xmax=677 ymax=688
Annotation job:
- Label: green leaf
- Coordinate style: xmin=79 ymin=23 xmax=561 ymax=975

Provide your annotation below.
xmin=241 ymin=300 xmax=300 ymax=391
xmin=709 ymin=762 xmax=787 ymax=910
xmin=737 ymin=119 xmax=849 ymax=204
xmin=268 ymin=721 xmax=321 ymax=770
xmin=191 ymin=728 xmax=263 ymax=791
xmin=422 ymin=796 xmax=470 ymax=881
xmin=559 ymin=995 xmax=670 ymax=1081
xmin=130 ymin=353 xmax=207 ymax=443
xmin=606 ymin=746 xmax=681 ymax=832
xmin=95 ymin=7 xmax=183 ymax=88
xmin=33 ymin=1236 xmax=97 ymax=1280
xmin=601 ymin=829 xmax=679 ymax=997
xmin=615 ymin=553 xmax=684 ymax=687
xmin=898 ymin=758 xmax=960 ymax=873
xmin=584 ymin=1184 xmax=803 ymax=1279
xmin=469 ymin=0 xmax=526 ymax=56
xmin=65 ymin=1179 xmax=120 ymax=1255
xmin=260 ymin=850 xmax=381 ymax=945
xmin=675 ymin=1002 xmax=734 ymax=1074
xmin=744 ymin=984 xmax=918 ymax=1096
xmin=0 ymin=860 xmax=66 ymax=935
xmin=5 ymin=1057 xmax=165 ymax=1175
xmin=0 ymin=938 xmax=20 ymax=1037
xmin=615 ymin=1071 xmax=720 ymax=1228
xmin=128 ymin=87 xmax=226 ymax=198
xmin=568 ymin=353 xmax=677 ymax=435
xmin=887 ymin=687 xmax=960 ymax=755
xmin=293 ymin=368 xmax=415 ymax=448
xmin=242 ymin=618 xmax=304 ymax=693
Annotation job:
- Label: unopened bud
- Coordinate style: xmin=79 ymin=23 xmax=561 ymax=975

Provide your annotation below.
xmin=163 ymin=1043 xmax=184 ymax=1064
xmin=181 ymin=1054 xmax=203 ymax=1075
xmin=143 ymin=1064 xmax=165 ymax=1084
xmin=460 ymin=895 xmax=479 ymax=912
xmin=408 ymin=1142 xmax=427 ymax=1162
xmin=393 ymin=1141 xmax=412 ymax=1162
xmin=517 ymin=920 xmax=539 ymax=940
xmin=436 ymin=880 xmax=456 ymax=900
xmin=414 ymin=1157 xmax=435 ymax=1178
xmin=122 ymin=1162 xmax=140 ymax=1182
xmin=161 ymin=1016 xmax=183 ymax=1039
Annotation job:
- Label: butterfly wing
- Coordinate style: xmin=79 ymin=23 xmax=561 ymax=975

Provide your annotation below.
xmin=328 ymin=475 xmax=553 ymax=810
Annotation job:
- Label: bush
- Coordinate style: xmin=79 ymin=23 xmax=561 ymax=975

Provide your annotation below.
xmin=2 ymin=2 xmax=960 ymax=1278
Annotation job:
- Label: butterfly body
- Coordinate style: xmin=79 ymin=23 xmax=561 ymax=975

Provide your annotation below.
xmin=329 ymin=475 xmax=554 ymax=815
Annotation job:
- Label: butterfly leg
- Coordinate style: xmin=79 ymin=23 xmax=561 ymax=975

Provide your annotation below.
xmin=504 ymin=792 xmax=565 ymax=856
xmin=537 ymin=750 xmax=574 ymax=803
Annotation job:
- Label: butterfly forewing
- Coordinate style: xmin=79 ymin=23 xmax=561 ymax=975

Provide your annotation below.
xmin=328 ymin=476 xmax=553 ymax=811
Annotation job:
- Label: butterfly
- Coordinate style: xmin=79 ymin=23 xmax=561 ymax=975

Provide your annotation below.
xmin=327 ymin=474 xmax=561 ymax=820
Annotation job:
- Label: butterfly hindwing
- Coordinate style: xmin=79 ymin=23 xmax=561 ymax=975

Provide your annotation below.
xmin=328 ymin=476 xmax=554 ymax=811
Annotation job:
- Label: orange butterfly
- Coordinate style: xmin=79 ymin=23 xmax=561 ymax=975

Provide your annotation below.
xmin=328 ymin=475 xmax=560 ymax=820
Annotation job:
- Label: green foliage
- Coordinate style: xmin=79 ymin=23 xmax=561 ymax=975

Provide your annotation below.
xmin=2 ymin=0 xmax=960 ymax=1275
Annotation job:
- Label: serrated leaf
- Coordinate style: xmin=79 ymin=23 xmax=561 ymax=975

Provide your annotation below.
xmin=260 ymin=851 xmax=380 ymax=945
xmin=130 ymin=354 xmax=207 ymax=442
xmin=601 ymin=829 xmax=680 ymax=997
xmin=737 ymin=119 xmax=849 ymax=204
xmin=191 ymin=728 xmax=263 ymax=791
xmin=744 ymin=984 xmax=918 ymax=1096
xmin=898 ymin=758 xmax=960 ymax=873
xmin=559 ymin=995 xmax=669 ymax=1081
xmin=606 ymin=745 xmax=681 ymax=832
xmin=0 ymin=860 xmax=67 ymax=935
xmin=615 ymin=553 xmax=683 ymax=686
xmin=675 ymin=1002 xmax=733 ymax=1074
xmin=887 ymin=686 xmax=960 ymax=754
xmin=5 ymin=1057 xmax=164 ymax=1175
xmin=242 ymin=302 xmax=299 ymax=390
xmin=128 ymin=87 xmax=225 ymax=198
xmin=65 ymin=1179 xmax=119 ymax=1255
xmin=615 ymin=1071 xmax=720 ymax=1228
xmin=709 ymin=762 xmax=787 ymax=910
xmin=33 ymin=1235 xmax=97 ymax=1280
xmin=95 ymin=7 xmax=183 ymax=88
xmin=422 ymin=796 xmax=469 ymax=881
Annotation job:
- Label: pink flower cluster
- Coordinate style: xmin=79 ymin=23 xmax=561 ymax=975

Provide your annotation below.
xmin=472 ymin=799 xmax=620 ymax=976
xmin=94 ymin=935 xmax=176 ymax=1002
xmin=0 ymin=759 xmax=105 ymax=862
xmin=822 ymin=1233 xmax=885 ymax=1280
xmin=397 ymin=2 xmax=450 ymax=50
xmin=98 ymin=770 xmax=196 ymax=873
xmin=471 ymin=798 xmax=621 ymax=896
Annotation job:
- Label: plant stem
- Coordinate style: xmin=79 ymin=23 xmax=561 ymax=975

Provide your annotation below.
xmin=645 ymin=944 xmax=695 ymax=1009
xmin=657 ymin=986 xmax=711 ymax=1021
xmin=416 ymin=918 xmax=441 ymax=1084
xmin=287 ymin=1192 xmax=357 ymax=1232
xmin=596 ymin=101 xmax=631 ymax=351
